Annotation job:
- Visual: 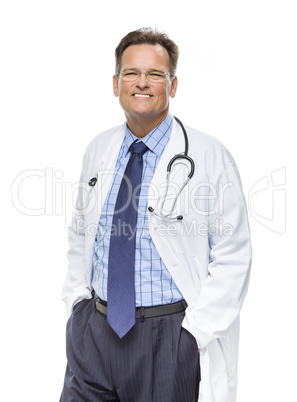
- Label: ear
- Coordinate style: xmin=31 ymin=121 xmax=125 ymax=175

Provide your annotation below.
xmin=170 ymin=76 xmax=178 ymax=98
xmin=113 ymin=75 xmax=119 ymax=97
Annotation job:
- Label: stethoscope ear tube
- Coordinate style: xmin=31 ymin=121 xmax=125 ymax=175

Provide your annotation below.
xmin=148 ymin=206 xmax=184 ymax=220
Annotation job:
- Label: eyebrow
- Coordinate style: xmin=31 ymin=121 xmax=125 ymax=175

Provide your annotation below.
xmin=122 ymin=68 xmax=165 ymax=74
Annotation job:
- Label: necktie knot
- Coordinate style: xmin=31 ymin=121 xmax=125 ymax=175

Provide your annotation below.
xmin=129 ymin=141 xmax=149 ymax=156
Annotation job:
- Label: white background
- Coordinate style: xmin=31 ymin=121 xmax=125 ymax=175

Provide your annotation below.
xmin=1 ymin=0 xmax=296 ymax=400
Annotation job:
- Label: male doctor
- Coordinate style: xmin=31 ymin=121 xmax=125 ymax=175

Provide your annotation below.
xmin=60 ymin=28 xmax=252 ymax=402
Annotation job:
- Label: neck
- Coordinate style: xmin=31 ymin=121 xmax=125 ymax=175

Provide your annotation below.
xmin=125 ymin=111 xmax=169 ymax=138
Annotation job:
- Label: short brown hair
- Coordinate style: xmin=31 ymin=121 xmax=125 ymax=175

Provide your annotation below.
xmin=115 ymin=28 xmax=179 ymax=78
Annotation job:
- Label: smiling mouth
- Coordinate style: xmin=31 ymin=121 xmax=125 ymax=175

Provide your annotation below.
xmin=133 ymin=93 xmax=152 ymax=97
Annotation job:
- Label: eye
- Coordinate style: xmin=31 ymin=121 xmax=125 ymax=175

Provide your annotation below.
xmin=149 ymin=73 xmax=163 ymax=78
xmin=124 ymin=72 xmax=138 ymax=77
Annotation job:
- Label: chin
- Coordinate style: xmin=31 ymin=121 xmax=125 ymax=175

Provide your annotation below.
xmin=130 ymin=108 xmax=154 ymax=116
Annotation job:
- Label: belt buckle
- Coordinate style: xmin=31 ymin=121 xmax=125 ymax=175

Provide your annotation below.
xmin=140 ymin=307 xmax=145 ymax=322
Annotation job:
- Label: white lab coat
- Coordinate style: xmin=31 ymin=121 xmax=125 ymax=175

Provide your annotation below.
xmin=61 ymin=119 xmax=252 ymax=402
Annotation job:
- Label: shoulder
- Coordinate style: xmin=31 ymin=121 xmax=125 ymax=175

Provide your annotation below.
xmin=184 ymin=124 xmax=236 ymax=167
xmin=84 ymin=123 xmax=126 ymax=157
xmin=78 ymin=123 xmax=126 ymax=177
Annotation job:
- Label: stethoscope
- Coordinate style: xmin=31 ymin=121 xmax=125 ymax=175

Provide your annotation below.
xmin=88 ymin=116 xmax=195 ymax=221
xmin=147 ymin=116 xmax=195 ymax=221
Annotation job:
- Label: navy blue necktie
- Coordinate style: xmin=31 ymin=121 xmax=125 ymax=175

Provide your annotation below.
xmin=107 ymin=141 xmax=149 ymax=338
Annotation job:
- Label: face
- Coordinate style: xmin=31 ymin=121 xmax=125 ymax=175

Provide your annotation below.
xmin=113 ymin=44 xmax=178 ymax=123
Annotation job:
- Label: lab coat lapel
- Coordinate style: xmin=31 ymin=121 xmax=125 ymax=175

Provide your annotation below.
xmin=87 ymin=124 xmax=126 ymax=226
xmin=84 ymin=124 xmax=125 ymax=281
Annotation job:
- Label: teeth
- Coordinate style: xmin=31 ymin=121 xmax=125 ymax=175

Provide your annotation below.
xmin=134 ymin=94 xmax=150 ymax=97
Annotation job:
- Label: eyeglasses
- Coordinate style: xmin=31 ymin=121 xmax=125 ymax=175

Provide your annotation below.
xmin=117 ymin=70 xmax=173 ymax=83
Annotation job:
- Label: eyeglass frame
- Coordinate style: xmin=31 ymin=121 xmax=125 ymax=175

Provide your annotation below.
xmin=116 ymin=69 xmax=175 ymax=82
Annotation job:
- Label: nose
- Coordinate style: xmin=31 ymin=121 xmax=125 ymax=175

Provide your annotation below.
xmin=136 ymin=73 xmax=150 ymax=88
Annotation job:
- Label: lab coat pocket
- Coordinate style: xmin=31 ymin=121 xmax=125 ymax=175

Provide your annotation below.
xmin=166 ymin=254 xmax=201 ymax=305
xmin=192 ymin=257 xmax=209 ymax=284
xmin=82 ymin=183 xmax=97 ymax=215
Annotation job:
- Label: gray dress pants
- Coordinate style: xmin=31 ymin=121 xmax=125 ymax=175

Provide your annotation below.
xmin=60 ymin=297 xmax=200 ymax=402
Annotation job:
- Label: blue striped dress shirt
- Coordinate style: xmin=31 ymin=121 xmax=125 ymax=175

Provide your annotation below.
xmin=92 ymin=113 xmax=183 ymax=306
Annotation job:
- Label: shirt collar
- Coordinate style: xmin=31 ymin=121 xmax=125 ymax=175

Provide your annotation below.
xmin=124 ymin=113 xmax=173 ymax=157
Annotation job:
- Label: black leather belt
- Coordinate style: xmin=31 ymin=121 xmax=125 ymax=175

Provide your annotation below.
xmin=94 ymin=297 xmax=186 ymax=319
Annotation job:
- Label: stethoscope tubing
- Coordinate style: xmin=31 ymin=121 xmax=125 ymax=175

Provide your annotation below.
xmin=148 ymin=117 xmax=195 ymax=220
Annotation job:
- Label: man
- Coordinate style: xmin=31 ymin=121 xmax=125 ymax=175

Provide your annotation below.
xmin=60 ymin=28 xmax=252 ymax=402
